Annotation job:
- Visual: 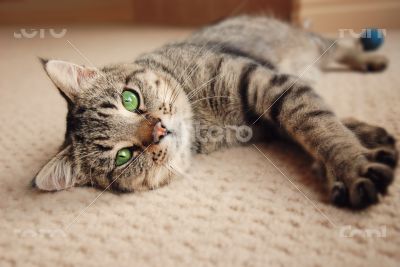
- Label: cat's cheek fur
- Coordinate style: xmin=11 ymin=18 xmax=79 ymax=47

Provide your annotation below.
xmin=161 ymin=93 xmax=193 ymax=176
xmin=123 ymin=91 xmax=193 ymax=191
xmin=143 ymin=165 xmax=173 ymax=190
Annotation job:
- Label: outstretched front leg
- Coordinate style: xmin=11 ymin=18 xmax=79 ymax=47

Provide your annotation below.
xmin=227 ymin=60 xmax=397 ymax=208
xmin=313 ymin=118 xmax=398 ymax=204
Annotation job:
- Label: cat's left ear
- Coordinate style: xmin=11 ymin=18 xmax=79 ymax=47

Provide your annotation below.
xmin=40 ymin=58 xmax=100 ymax=102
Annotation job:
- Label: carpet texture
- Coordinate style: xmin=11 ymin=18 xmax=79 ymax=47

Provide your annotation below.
xmin=0 ymin=26 xmax=399 ymax=267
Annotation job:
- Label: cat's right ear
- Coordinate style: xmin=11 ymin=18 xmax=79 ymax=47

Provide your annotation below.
xmin=39 ymin=58 xmax=100 ymax=102
xmin=32 ymin=145 xmax=78 ymax=191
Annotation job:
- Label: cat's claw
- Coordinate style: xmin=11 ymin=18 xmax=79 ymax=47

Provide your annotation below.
xmin=331 ymin=181 xmax=348 ymax=207
xmin=327 ymin=119 xmax=398 ymax=209
xmin=330 ymin=157 xmax=395 ymax=209
xmin=349 ymin=178 xmax=378 ymax=209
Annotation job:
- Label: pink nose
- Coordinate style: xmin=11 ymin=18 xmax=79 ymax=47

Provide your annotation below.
xmin=152 ymin=121 xmax=168 ymax=144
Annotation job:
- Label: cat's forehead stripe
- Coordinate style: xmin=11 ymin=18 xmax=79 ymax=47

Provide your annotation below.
xmin=125 ymin=69 xmax=146 ymax=84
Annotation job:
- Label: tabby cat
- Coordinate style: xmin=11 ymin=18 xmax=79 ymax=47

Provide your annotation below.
xmin=33 ymin=16 xmax=398 ymax=209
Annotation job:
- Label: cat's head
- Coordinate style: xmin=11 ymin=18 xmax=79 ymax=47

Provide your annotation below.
xmin=33 ymin=59 xmax=193 ymax=192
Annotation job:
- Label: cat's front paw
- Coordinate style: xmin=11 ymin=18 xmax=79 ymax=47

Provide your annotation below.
xmin=330 ymin=146 xmax=397 ymax=209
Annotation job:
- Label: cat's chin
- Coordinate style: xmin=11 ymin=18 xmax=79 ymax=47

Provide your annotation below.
xmin=159 ymin=115 xmax=192 ymax=177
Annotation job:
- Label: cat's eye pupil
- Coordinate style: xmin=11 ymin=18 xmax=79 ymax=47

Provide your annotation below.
xmin=122 ymin=90 xmax=139 ymax=111
xmin=115 ymin=148 xmax=132 ymax=166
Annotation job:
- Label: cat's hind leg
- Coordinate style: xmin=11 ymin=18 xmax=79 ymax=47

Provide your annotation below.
xmin=326 ymin=38 xmax=388 ymax=72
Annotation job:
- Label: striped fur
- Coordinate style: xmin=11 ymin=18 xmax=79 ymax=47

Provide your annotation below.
xmin=35 ymin=15 xmax=396 ymax=209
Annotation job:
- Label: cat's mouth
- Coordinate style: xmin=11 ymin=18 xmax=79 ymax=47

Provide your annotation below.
xmin=158 ymin=116 xmax=181 ymax=139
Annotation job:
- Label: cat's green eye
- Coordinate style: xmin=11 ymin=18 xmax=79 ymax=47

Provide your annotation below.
xmin=122 ymin=90 xmax=140 ymax=111
xmin=115 ymin=148 xmax=132 ymax=166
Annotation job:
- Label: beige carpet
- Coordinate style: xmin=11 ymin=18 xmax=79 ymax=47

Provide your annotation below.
xmin=1 ymin=25 xmax=399 ymax=267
